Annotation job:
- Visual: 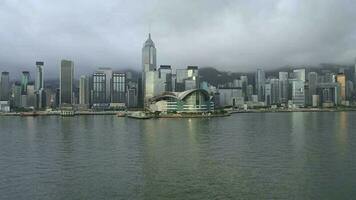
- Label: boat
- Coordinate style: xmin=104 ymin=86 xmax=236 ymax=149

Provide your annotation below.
xmin=20 ymin=112 xmax=39 ymax=117
xmin=127 ymin=112 xmax=152 ymax=119
xmin=116 ymin=112 xmax=126 ymax=117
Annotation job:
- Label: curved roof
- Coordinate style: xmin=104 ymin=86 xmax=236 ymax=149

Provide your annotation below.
xmin=178 ymin=89 xmax=210 ymax=100
xmin=151 ymin=89 xmax=210 ymax=102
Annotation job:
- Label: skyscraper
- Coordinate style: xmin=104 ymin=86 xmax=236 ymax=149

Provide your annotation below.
xmin=265 ymin=83 xmax=271 ymax=105
xmin=79 ymin=75 xmax=90 ymax=105
xmin=270 ymin=78 xmax=279 ymax=105
xmin=13 ymin=82 xmax=22 ymax=107
xmin=21 ymin=71 xmax=30 ymax=95
xmin=158 ymin=65 xmax=172 ymax=92
xmin=26 ymin=83 xmax=36 ymax=108
xmin=175 ymin=66 xmax=199 ymax=92
xmin=0 ymin=72 xmax=10 ymax=101
xmin=142 ymin=33 xmax=157 ymax=72
xmin=186 ymin=66 xmax=199 ymax=90
xmin=35 ymin=61 xmax=46 ymax=109
xmin=240 ymin=75 xmax=248 ymax=100
xmin=307 ymin=72 xmax=318 ymax=106
xmin=278 ymin=72 xmax=289 ymax=104
xmin=96 ymin=67 xmax=112 ymax=103
xmin=60 ymin=60 xmax=74 ymax=105
xmin=35 ymin=61 xmax=44 ymax=91
xmin=112 ymin=72 xmax=126 ymax=104
xmin=354 ymin=58 xmax=356 ymax=89
xmin=293 ymin=69 xmax=306 ymax=82
xmin=292 ymin=80 xmax=305 ymax=107
xmin=175 ymin=69 xmax=187 ymax=92
xmin=92 ymin=72 xmax=106 ymax=104
xmin=336 ymin=73 xmax=346 ymax=101
xmin=255 ymin=68 xmax=265 ymax=102
xmin=142 ymin=33 xmax=157 ymax=107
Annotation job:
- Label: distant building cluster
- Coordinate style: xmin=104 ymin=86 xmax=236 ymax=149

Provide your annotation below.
xmin=1 ymin=34 xmax=356 ymax=113
xmin=210 ymin=65 xmax=356 ymax=109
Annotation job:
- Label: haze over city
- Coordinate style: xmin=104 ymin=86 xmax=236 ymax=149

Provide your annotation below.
xmin=1 ymin=0 xmax=356 ymax=78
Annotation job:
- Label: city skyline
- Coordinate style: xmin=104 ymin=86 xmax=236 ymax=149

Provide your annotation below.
xmin=1 ymin=0 xmax=356 ymax=77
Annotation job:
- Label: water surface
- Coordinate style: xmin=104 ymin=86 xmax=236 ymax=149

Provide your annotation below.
xmin=0 ymin=112 xmax=356 ymax=199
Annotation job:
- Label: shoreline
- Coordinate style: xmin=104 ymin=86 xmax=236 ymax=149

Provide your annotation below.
xmin=1 ymin=108 xmax=356 ymax=117
xmin=229 ymin=108 xmax=356 ymax=114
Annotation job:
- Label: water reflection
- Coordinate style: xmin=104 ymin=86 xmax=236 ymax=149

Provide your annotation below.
xmin=1 ymin=113 xmax=356 ymax=199
xmin=335 ymin=112 xmax=349 ymax=155
xmin=290 ymin=112 xmax=306 ymax=153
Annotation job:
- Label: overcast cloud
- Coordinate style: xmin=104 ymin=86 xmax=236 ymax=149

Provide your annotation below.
xmin=0 ymin=0 xmax=356 ymax=78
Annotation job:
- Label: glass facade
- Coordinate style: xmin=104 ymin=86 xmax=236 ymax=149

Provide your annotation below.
xmin=21 ymin=71 xmax=30 ymax=95
xmin=112 ymin=73 xmax=126 ymax=103
xmin=256 ymin=68 xmax=265 ymax=101
xmin=35 ymin=61 xmax=44 ymax=91
xmin=60 ymin=60 xmax=74 ymax=105
xmin=0 ymin=72 xmax=10 ymax=101
xmin=92 ymin=72 xmax=106 ymax=104
xmin=79 ymin=75 xmax=90 ymax=105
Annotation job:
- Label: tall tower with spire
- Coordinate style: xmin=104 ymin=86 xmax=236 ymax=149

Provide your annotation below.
xmin=142 ymin=33 xmax=157 ymax=72
xmin=141 ymin=33 xmax=157 ymax=108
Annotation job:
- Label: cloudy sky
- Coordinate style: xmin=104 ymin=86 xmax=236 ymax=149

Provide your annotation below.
xmin=0 ymin=0 xmax=355 ymax=78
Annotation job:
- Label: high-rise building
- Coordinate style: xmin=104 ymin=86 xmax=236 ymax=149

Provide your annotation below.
xmin=292 ymin=80 xmax=305 ymax=107
xmin=142 ymin=33 xmax=157 ymax=72
xmin=158 ymin=65 xmax=172 ymax=92
xmin=278 ymin=72 xmax=289 ymax=104
xmin=0 ymin=72 xmax=10 ymax=101
xmin=92 ymin=72 xmax=106 ymax=104
xmin=255 ymin=68 xmax=265 ymax=102
xmin=26 ymin=83 xmax=36 ymax=108
xmin=175 ymin=66 xmax=199 ymax=92
xmin=79 ymin=75 xmax=90 ymax=105
xmin=127 ymin=87 xmax=138 ymax=108
xmin=35 ymin=61 xmax=44 ymax=91
xmin=112 ymin=72 xmax=126 ymax=104
xmin=317 ymin=83 xmax=340 ymax=106
xmin=144 ymin=71 xmax=157 ymax=102
xmin=21 ymin=71 xmax=30 ymax=95
xmin=240 ymin=75 xmax=248 ymax=100
xmin=37 ymin=88 xmax=46 ymax=109
xmin=265 ymin=83 xmax=271 ymax=106
xmin=321 ymin=70 xmax=336 ymax=83
xmin=97 ymin=67 xmax=112 ymax=103
xmin=346 ymin=80 xmax=354 ymax=100
xmin=293 ymin=69 xmax=306 ymax=82
xmin=126 ymin=77 xmax=138 ymax=108
xmin=354 ymin=58 xmax=356 ymax=88
xmin=13 ymin=82 xmax=22 ymax=107
xmin=279 ymin=72 xmax=288 ymax=81
xmin=35 ymin=61 xmax=46 ymax=109
xmin=142 ymin=33 xmax=157 ymax=107
xmin=175 ymin=69 xmax=187 ymax=92
xmin=270 ymin=78 xmax=279 ymax=105
xmin=336 ymin=73 xmax=346 ymax=101
xmin=60 ymin=60 xmax=74 ymax=105
xmin=186 ymin=66 xmax=199 ymax=90
xmin=246 ymin=84 xmax=253 ymax=101
xmin=307 ymin=72 xmax=318 ymax=106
